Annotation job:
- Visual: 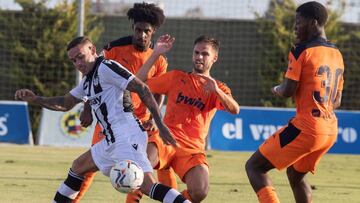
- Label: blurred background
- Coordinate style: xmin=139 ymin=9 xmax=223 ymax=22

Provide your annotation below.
xmin=1 ymin=0 xmax=359 ymax=142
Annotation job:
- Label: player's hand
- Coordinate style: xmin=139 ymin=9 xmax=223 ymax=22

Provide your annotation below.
xmin=142 ymin=119 xmax=157 ymax=132
xmin=79 ymin=103 xmax=93 ymax=127
xmin=195 ymin=74 xmax=219 ymax=94
xmin=14 ymin=89 xmax=37 ymax=102
xmin=153 ymin=34 xmax=175 ymax=56
xmin=158 ymin=125 xmax=177 ymax=146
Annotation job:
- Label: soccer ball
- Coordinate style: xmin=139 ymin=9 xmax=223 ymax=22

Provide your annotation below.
xmin=109 ymin=160 xmax=144 ymax=193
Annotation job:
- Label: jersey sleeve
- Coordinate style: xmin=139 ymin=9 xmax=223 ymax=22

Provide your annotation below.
xmin=215 ymin=82 xmax=232 ymax=110
xmin=69 ymin=78 xmax=86 ymax=100
xmin=285 ymin=51 xmax=303 ymax=81
xmin=100 ymin=60 xmax=135 ymax=90
xmin=147 ymin=70 xmax=176 ymax=95
xmin=153 ymin=56 xmax=168 ymax=77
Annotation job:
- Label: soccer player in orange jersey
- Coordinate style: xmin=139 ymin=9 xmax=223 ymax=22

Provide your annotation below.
xmin=245 ymin=2 xmax=345 ymax=203
xmin=75 ymin=3 xmax=178 ymax=203
xmin=136 ymin=34 xmax=240 ymax=203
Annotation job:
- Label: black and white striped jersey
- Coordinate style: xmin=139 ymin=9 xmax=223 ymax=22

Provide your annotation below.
xmin=70 ymin=56 xmax=140 ymax=144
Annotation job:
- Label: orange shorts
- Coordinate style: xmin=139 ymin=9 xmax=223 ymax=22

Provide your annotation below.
xmin=259 ymin=122 xmax=337 ymax=173
xmin=91 ymin=123 xmax=105 ymax=145
xmin=148 ymin=133 xmax=208 ymax=182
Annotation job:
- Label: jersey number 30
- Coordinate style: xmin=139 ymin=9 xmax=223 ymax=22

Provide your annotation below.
xmin=313 ymin=66 xmax=343 ymax=104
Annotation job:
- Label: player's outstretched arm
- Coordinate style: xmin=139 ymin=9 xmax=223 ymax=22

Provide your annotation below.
xmin=271 ymin=78 xmax=298 ymax=98
xmin=15 ymin=89 xmax=81 ymax=111
xmin=126 ymin=77 xmax=177 ymax=146
xmin=136 ymin=34 xmax=175 ymax=82
xmin=197 ymin=74 xmax=240 ymax=114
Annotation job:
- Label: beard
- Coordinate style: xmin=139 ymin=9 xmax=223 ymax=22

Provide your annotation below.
xmin=193 ymin=63 xmax=206 ymax=74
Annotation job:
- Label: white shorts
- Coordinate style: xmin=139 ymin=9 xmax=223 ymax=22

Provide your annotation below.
xmin=91 ymin=126 xmax=153 ymax=177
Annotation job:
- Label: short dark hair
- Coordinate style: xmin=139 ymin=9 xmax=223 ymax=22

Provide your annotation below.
xmin=194 ymin=35 xmax=220 ymax=52
xmin=127 ymin=2 xmax=165 ymax=29
xmin=67 ymin=36 xmax=93 ymax=51
xmin=296 ymin=1 xmax=328 ymax=26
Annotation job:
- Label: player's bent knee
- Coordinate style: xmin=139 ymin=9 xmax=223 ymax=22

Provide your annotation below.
xmin=189 ymin=187 xmax=208 ymax=202
xmin=71 ymin=158 xmax=83 ymax=174
xmin=245 ymin=158 xmax=255 ymax=173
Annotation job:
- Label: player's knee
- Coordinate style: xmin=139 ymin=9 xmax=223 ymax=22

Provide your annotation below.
xmin=71 ymin=158 xmax=84 ymax=175
xmin=245 ymin=158 xmax=255 ymax=174
xmin=188 ymin=186 xmax=208 ymax=202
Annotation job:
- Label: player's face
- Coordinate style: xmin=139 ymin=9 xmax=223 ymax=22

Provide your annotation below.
xmin=295 ymin=12 xmax=312 ymax=43
xmin=68 ymin=42 xmax=97 ymax=75
xmin=132 ymin=22 xmax=156 ymax=51
xmin=192 ymin=42 xmax=218 ymax=74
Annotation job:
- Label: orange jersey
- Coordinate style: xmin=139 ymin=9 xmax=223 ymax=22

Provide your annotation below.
xmin=285 ymin=37 xmax=344 ymax=135
xmin=147 ymin=70 xmax=232 ymax=150
xmin=103 ymin=36 xmax=167 ymax=121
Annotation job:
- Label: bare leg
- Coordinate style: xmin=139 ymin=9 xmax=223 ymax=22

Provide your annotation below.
xmin=54 ymin=149 xmax=98 ymax=202
xmin=183 ymin=164 xmax=209 ymax=203
xmin=245 ymin=150 xmax=280 ymax=203
xmin=245 ymin=150 xmax=275 ymax=191
xmin=287 ymin=166 xmax=312 ymax=203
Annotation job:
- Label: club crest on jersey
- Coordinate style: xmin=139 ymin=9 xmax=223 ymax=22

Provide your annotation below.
xmin=176 ymin=92 xmax=205 ymax=111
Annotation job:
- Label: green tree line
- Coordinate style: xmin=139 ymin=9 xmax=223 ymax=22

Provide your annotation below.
xmin=0 ymin=0 xmax=103 ymax=140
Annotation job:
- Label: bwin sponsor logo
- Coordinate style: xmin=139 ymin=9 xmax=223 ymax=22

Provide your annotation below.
xmin=89 ymin=96 xmax=102 ymax=106
xmin=176 ymin=92 xmax=205 ymax=111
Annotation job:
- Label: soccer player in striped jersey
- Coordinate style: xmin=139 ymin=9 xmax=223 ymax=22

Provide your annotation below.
xmin=77 ymin=3 xmax=178 ymax=202
xmin=15 ymin=36 xmax=190 ymax=203
xmin=135 ymin=34 xmax=240 ymax=203
xmin=245 ymin=2 xmax=344 ymax=203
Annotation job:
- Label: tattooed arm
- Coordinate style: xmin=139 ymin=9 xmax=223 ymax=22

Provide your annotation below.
xmin=126 ymin=77 xmax=176 ymax=146
xmin=15 ymin=89 xmax=81 ymax=111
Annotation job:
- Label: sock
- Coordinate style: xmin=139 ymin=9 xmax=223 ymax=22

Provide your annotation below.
xmin=126 ymin=189 xmax=143 ymax=203
xmin=256 ymin=186 xmax=280 ymax=203
xmin=53 ymin=169 xmax=84 ymax=203
xmin=180 ymin=190 xmax=193 ymax=202
xmin=157 ymin=168 xmax=178 ymax=189
xmin=72 ymin=172 xmax=96 ymax=203
xmin=149 ymin=183 xmax=191 ymax=203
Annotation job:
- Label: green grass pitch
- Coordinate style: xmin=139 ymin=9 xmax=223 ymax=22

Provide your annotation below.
xmin=0 ymin=144 xmax=359 ymax=203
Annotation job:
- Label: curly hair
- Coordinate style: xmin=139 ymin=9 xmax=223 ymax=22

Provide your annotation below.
xmin=127 ymin=2 xmax=165 ymax=29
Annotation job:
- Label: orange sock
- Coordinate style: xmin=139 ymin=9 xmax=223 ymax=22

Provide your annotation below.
xmin=126 ymin=189 xmax=143 ymax=203
xmin=256 ymin=186 xmax=280 ymax=203
xmin=157 ymin=168 xmax=178 ymax=189
xmin=72 ymin=172 xmax=96 ymax=203
xmin=181 ymin=189 xmax=193 ymax=202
